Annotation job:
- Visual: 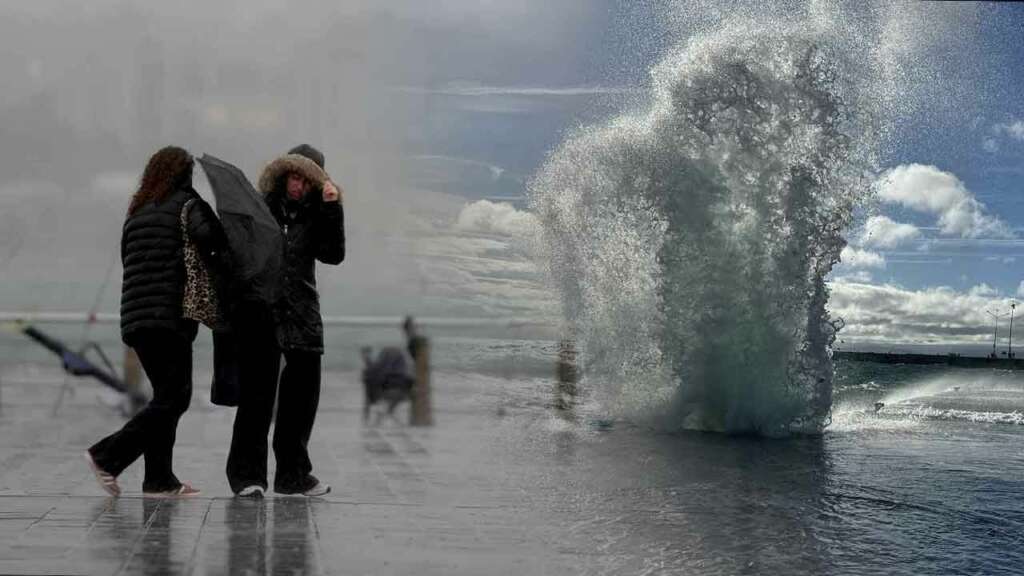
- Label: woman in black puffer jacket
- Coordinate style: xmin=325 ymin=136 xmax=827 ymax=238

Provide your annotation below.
xmin=85 ymin=146 xmax=227 ymax=498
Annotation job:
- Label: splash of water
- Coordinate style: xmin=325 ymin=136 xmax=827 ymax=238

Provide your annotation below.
xmin=528 ymin=2 xmax=971 ymax=435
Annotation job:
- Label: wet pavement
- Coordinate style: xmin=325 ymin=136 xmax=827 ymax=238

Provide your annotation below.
xmin=10 ymin=359 xmax=1024 ymax=576
xmin=0 ymin=368 xmax=586 ymax=576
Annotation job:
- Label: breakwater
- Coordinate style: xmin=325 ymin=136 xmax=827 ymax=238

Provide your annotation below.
xmin=836 ymin=351 xmax=1024 ymax=369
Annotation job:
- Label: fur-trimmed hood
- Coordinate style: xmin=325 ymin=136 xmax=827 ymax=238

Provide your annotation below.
xmin=257 ymin=154 xmax=329 ymax=196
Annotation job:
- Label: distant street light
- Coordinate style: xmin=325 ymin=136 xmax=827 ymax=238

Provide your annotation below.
xmin=986 ymin=309 xmax=1008 ymax=359
xmin=1009 ymin=301 xmax=1018 ymax=360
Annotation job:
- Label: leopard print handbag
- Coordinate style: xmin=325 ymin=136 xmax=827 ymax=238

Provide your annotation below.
xmin=180 ymin=199 xmax=222 ymax=328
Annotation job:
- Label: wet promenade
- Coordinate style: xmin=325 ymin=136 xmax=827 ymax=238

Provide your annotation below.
xmin=5 ymin=362 xmax=1023 ymax=575
xmin=0 ymin=368 xmax=597 ymax=575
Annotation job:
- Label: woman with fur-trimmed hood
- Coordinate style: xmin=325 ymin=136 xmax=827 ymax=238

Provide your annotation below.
xmin=226 ymin=143 xmax=345 ymax=498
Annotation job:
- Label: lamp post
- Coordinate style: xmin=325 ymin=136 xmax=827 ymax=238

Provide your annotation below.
xmin=986 ymin=310 xmax=1007 ymax=359
xmin=1009 ymin=302 xmax=1017 ymax=359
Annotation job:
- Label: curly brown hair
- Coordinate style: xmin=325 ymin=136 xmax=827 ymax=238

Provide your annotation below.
xmin=127 ymin=146 xmax=194 ymax=216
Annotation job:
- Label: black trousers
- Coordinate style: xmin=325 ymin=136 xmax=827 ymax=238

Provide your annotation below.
xmin=89 ymin=330 xmax=193 ymax=492
xmin=226 ymin=322 xmax=322 ymax=493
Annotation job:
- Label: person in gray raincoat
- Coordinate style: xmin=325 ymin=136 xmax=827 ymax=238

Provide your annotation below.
xmin=226 ymin=144 xmax=344 ymax=498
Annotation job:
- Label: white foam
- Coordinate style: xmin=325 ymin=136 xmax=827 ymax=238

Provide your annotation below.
xmin=529 ymin=2 xmax=971 ymax=435
xmin=886 ymin=405 xmax=1024 ymax=426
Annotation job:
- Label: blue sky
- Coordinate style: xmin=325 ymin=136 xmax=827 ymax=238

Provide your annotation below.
xmin=389 ymin=2 xmax=1024 ymax=346
xmin=0 ymin=1 xmax=1021 ymax=347
xmin=823 ymin=2 xmax=1024 ymax=348
xmin=865 ymin=2 xmax=1024 ymax=294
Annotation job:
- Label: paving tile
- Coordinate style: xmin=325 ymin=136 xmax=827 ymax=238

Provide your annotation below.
xmin=0 ymin=371 xmax=606 ymax=575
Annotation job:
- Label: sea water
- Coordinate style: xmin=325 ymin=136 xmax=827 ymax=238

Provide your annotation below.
xmin=456 ymin=348 xmax=1024 ymax=575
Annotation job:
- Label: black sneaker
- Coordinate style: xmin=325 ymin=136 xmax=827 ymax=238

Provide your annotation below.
xmin=275 ymin=475 xmax=331 ymax=497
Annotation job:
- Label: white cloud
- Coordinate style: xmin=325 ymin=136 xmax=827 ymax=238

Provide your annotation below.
xmin=876 ymin=164 xmax=1013 ymax=239
xmin=984 ymin=119 xmax=1024 ymax=154
xmin=344 ymin=193 xmax=555 ymax=320
xmin=828 ymin=280 xmax=1016 ymax=344
xmin=994 ymin=120 xmax=1024 ymax=142
xmin=859 ymin=215 xmax=921 ymax=248
xmin=1017 ymin=281 xmax=1024 ymax=298
xmin=455 ymin=200 xmax=539 ymax=238
xmin=833 ymin=270 xmax=874 ymax=283
xmin=968 ymin=283 xmax=999 ymax=297
xmin=984 ymin=255 xmax=1016 ymax=264
xmin=839 ymin=246 xmax=886 ymax=269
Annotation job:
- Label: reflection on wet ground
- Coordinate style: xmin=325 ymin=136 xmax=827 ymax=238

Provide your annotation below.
xmin=0 ymin=496 xmax=320 ymax=575
xmin=0 ymin=369 xmax=1022 ymax=575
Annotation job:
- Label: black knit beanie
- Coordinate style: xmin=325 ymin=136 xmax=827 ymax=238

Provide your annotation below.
xmin=288 ymin=144 xmax=325 ymax=170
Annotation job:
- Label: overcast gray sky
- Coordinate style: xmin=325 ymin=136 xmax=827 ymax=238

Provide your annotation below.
xmin=0 ymin=0 xmax=634 ymax=319
xmin=3 ymin=1 xmax=1023 ymax=349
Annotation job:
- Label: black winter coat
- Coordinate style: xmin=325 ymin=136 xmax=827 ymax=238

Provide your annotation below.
xmin=120 ymin=186 xmax=227 ymax=345
xmin=264 ymin=188 xmax=345 ymax=353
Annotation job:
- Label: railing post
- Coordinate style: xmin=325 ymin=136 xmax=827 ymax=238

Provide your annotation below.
xmin=410 ymin=336 xmax=432 ymax=426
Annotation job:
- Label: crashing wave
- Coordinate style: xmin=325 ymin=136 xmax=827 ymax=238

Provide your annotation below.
xmin=528 ymin=3 xmax=971 ymax=435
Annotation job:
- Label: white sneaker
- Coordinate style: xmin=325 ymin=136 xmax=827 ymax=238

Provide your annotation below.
xmin=303 ymin=482 xmax=331 ymax=497
xmin=236 ymin=485 xmax=265 ymax=499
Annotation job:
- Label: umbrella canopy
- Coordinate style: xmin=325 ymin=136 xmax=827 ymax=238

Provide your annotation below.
xmin=19 ymin=324 xmax=145 ymax=405
xmin=198 ymin=154 xmax=282 ymax=306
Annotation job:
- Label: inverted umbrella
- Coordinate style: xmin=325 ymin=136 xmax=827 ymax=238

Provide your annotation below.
xmin=17 ymin=323 xmax=147 ymax=408
xmin=198 ymin=153 xmax=283 ymax=306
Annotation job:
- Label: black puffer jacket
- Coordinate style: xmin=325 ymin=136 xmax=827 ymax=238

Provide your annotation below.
xmin=265 ymin=188 xmax=345 ymax=353
xmin=120 ymin=186 xmax=226 ymax=345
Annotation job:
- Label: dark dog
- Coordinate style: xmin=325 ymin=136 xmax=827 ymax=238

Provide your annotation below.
xmin=361 ymin=317 xmax=425 ymax=424
xmin=361 ymin=346 xmax=414 ymax=424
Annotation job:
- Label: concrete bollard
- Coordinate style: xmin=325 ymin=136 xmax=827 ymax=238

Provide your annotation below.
xmin=557 ymin=339 xmax=578 ymax=385
xmin=410 ymin=336 xmax=433 ymax=426
xmin=555 ymin=339 xmax=578 ymax=412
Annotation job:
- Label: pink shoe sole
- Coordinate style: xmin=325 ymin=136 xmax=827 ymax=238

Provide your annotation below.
xmin=143 ymin=483 xmax=201 ymax=498
xmin=84 ymin=451 xmax=121 ymax=497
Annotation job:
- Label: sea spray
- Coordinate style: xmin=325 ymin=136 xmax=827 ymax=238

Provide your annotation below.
xmin=528 ymin=3 xmax=969 ymax=435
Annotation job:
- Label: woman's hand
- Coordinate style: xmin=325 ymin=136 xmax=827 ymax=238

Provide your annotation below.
xmin=322 ymin=181 xmax=342 ymax=203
